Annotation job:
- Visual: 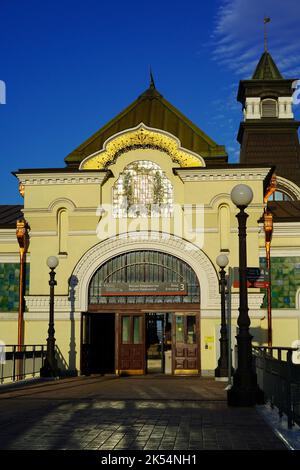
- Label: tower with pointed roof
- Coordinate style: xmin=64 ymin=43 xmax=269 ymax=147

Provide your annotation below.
xmin=237 ymin=51 xmax=300 ymax=188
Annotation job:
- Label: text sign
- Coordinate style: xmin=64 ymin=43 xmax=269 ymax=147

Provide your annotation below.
xmin=99 ymin=282 xmax=187 ymax=296
xmin=232 ymin=267 xmax=270 ymax=289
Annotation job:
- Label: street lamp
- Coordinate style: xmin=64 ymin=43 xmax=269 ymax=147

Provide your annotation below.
xmin=40 ymin=256 xmax=60 ymax=377
xmin=227 ymin=184 xmax=264 ymax=406
xmin=215 ymin=253 xmax=230 ymax=380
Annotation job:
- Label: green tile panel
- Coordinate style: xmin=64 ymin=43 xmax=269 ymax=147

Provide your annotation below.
xmin=0 ymin=263 xmax=30 ymax=312
xmin=260 ymin=257 xmax=300 ymax=309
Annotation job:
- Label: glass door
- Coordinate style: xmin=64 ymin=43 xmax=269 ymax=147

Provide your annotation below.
xmin=145 ymin=313 xmax=165 ymax=373
xmin=118 ymin=314 xmax=145 ymax=375
xmin=173 ymin=313 xmax=199 ymax=374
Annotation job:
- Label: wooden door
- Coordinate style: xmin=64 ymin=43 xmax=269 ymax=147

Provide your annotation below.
xmin=81 ymin=313 xmax=91 ymax=375
xmin=118 ymin=314 xmax=145 ymax=375
xmin=173 ymin=313 xmax=199 ymax=374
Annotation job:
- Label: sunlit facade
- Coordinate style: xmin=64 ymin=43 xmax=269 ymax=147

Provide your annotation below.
xmin=1 ymin=49 xmax=300 ymax=378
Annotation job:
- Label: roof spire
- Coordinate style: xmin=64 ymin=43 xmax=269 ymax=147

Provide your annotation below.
xmin=264 ymin=16 xmax=271 ymax=52
xmin=149 ymin=67 xmax=156 ymax=89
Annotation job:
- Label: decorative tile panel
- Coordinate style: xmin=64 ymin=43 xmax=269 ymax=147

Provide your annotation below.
xmin=260 ymin=257 xmax=300 ymax=308
xmin=0 ymin=263 xmax=29 ymax=312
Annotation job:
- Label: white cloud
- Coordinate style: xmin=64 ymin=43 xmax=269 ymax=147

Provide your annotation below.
xmin=212 ymin=0 xmax=300 ymax=78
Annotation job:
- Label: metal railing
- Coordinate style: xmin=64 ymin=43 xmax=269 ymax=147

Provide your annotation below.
xmin=253 ymin=346 xmax=300 ymax=428
xmin=0 ymin=345 xmax=47 ymax=384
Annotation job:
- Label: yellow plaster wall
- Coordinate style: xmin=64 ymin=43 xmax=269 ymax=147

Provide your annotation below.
xmin=23 ymin=320 xmax=81 ymax=371
xmin=3 ymin=144 xmax=298 ymax=375
xmin=0 ymin=320 xmax=18 ymax=344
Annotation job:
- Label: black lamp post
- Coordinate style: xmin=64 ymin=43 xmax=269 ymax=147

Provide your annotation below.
xmin=215 ymin=253 xmax=230 ymax=379
xmin=227 ymin=184 xmax=264 ymax=406
xmin=40 ymin=256 xmax=60 ymax=377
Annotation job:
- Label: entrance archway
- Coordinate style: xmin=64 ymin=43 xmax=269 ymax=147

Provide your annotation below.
xmin=72 ymin=231 xmax=219 ymax=312
xmin=82 ymin=250 xmax=201 ymax=375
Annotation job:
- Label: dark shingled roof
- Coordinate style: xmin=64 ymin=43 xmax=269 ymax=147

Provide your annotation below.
xmin=267 ymin=201 xmax=300 ymax=222
xmin=65 ymin=85 xmax=228 ymax=167
xmin=252 ymin=51 xmax=283 ymax=80
xmin=0 ymin=205 xmax=24 ymax=228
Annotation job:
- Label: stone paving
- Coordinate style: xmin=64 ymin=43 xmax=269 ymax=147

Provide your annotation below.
xmin=0 ymin=375 xmax=287 ymax=450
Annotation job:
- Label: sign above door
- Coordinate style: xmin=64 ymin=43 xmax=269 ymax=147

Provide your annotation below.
xmin=99 ymin=282 xmax=187 ymax=296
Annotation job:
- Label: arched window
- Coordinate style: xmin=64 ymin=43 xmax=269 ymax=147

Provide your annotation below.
xmin=113 ymin=161 xmax=173 ymax=217
xmin=58 ymin=209 xmax=68 ymax=254
xmin=89 ymin=250 xmax=200 ymax=304
xmin=218 ymin=204 xmax=230 ymax=252
xmin=261 ymin=99 xmax=278 ymax=118
xmin=268 ymin=190 xmax=292 ymax=202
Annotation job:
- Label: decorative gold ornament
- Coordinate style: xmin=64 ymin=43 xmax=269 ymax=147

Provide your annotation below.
xmin=19 ymin=182 xmax=25 ymax=198
xmin=264 ymin=174 xmax=276 ymax=203
xmin=16 ymin=219 xmax=30 ymax=253
xmin=80 ymin=124 xmax=204 ymax=169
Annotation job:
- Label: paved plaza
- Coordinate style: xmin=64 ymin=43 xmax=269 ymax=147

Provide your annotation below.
xmin=0 ymin=375 xmax=287 ymax=450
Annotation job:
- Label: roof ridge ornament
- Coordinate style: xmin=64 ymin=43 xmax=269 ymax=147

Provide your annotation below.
xmin=149 ymin=67 xmax=155 ymax=89
xmin=264 ymin=17 xmax=271 ymax=52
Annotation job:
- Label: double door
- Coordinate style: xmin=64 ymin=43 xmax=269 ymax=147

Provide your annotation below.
xmin=81 ymin=311 xmax=199 ymax=375
xmin=118 ymin=312 xmax=199 ymax=375
xmin=173 ymin=313 xmax=199 ymax=374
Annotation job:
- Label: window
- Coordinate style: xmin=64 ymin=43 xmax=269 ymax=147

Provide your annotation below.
xmin=113 ymin=160 xmax=173 ymax=217
xmin=218 ymin=204 xmax=230 ymax=252
xmin=121 ymin=316 xmax=130 ymax=344
xmin=268 ymin=190 xmax=292 ymax=201
xmin=58 ymin=209 xmax=68 ymax=254
xmin=186 ymin=316 xmax=196 ymax=345
xmin=175 ymin=316 xmax=184 ymax=343
xmin=121 ymin=315 xmax=142 ymax=344
xmin=261 ymin=99 xmax=277 ymax=118
xmin=175 ymin=314 xmax=197 ymax=344
xmin=133 ymin=317 xmax=142 ymax=344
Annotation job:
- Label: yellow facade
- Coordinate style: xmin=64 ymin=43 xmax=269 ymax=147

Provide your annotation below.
xmin=1 ymin=123 xmax=300 ymax=377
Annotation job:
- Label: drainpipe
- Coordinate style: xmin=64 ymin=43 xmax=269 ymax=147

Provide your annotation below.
xmin=264 ymin=210 xmax=273 ymax=347
xmin=16 ymin=217 xmax=29 ymax=379
xmin=263 ymin=175 xmax=276 ymax=347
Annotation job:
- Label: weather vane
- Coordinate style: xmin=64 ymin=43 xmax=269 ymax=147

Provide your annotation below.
xmin=264 ymin=17 xmax=271 ymax=51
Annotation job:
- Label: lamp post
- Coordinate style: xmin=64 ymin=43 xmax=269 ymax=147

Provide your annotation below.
xmin=263 ymin=209 xmax=273 ymax=347
xmin=215 ymin=253 xmax=230 ymax=380
xmin=227 ymin=184 xmax=264 ymax=406
xmin=40 ymin=256 xmax=60 ymax=377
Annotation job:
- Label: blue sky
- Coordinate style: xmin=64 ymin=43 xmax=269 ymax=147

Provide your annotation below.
xmin=1 ymin=0 xmax=300 ymax=203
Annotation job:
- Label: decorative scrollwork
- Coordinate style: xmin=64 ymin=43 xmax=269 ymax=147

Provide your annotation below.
xmin=80 ymin=124 xmax=204 ymax=169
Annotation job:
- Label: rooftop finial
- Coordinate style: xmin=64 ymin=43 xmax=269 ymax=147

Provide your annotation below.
xmin=264 ymin=16 xmax=271 ymax=51
xmin=149 ymin=67 xmax=155 ymax=89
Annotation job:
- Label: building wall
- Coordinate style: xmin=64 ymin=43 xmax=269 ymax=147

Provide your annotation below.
xmin=1 ymin=141 xmax=299 ymax=374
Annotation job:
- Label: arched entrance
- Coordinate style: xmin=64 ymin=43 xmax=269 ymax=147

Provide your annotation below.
xmin=81 ymin=250 xmax=200 ymax=376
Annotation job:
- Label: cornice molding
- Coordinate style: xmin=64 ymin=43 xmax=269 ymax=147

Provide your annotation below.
xmin=14 ymin=171 xmax=110 ymax=187
xmin=258 ymin=221 xmax=300 ymax=238
xmin=174 ymin=167 xmax=272 ymax=182
xmin=0 ymin=312 xmax=18 ymax=320
xmin=23 ymin=206 xmax=100 ymax=215
xmin=0 ymin=230 xmax=18 ymax=243
xmin=259 ymin=247 xmax=300 ymax=257
xmin=0 ymin=254 xmax=28 ymax=263
xmin=273 ymin=222 xmax=300 ymax=237
xmin=25 ymin=295 xmax=70 ymax=312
